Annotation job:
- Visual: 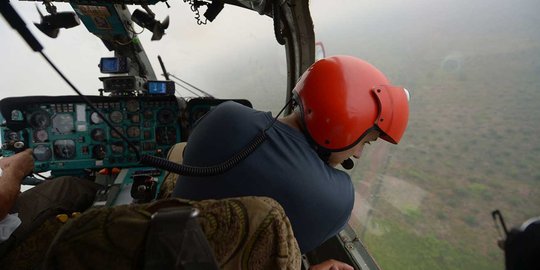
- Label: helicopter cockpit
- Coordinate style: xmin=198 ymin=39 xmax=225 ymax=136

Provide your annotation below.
xmin=2 ymin=0 xmax=539 ymax=269
xmin=0 ymin=0 xmax=379 ymax=269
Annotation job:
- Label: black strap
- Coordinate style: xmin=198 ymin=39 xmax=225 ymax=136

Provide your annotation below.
xmin=144 ymin=207 xmax=219 ymax=270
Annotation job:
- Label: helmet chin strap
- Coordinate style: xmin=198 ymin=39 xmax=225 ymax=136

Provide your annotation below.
xmin=315 ymin=147 xmax=331 ymax=164
xmin=315 ymin=148 xmax=354 ymax=170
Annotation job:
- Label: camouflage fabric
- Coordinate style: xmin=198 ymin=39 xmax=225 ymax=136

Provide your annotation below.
xmin=157 ymin=142 xmax=187 ymax=199
xmin=0 ymin=216 xmax=63 ymax=269
xmin=44 ymin=204 xmax=153 ymax=270
xmin=193 ymin=197 xmax=301 ymax=270
xmin=2 ymin=196 xmax=301 ymax=270
xmin=0 ymin=176 xmax=100 ymax=270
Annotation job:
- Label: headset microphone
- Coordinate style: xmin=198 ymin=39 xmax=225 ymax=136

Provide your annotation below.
xmin=341 ymin=158 xmax=354 ymax=170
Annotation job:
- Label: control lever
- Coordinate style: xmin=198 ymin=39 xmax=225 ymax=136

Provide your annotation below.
xmin=13 ymin=141 xmax=26 ymax=152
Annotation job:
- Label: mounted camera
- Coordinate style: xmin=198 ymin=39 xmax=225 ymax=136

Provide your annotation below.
xmin=99 ymin=75 xmax=146 ymax=95
xmin=492 ymin=210 xmax=540 ymax=270
xmin=146 ymin=80 xmax=175 ymax=95
xmin=34 ymin=2 xmax=80 ymax=38
xmin=99 ymin=57 xmax=130 ymax=74
xmin=131 ymin=6 xmax=169 ymax=41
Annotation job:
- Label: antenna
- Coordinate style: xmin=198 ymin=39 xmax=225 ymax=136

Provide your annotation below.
xmin=168 ymin=73 xmax=214 ymax=98
xmin=157 ymin=55 xmax=213 ymax=98
xmin=158 ymin=55 xmax=170 ymax=80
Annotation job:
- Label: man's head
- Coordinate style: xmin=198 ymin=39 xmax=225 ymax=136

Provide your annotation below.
xmin=327 ymin=129 xmax=380 ymax=167
xmin=292 ymin=55 xmax=409 ymax=166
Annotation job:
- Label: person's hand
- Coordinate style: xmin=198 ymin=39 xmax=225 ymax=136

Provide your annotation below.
xmin=309 ymin=259 xmax=354 ymax=270
xmin=0 ymin=149 xmax=34 ymax=180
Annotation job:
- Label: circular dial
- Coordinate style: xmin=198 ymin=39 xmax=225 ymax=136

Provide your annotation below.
xmin=157 ymin=109 xmax=175 ymax=124
xmin=143 ymin=110 xmax=153 ymax=120
xmin=91 ymin=128 xmax=106 ymax=142
xmin=127 ymin=144 xmax=140 ymax=153
xmin=130 ymin=114 xmax=140 ymax=123
xmin=90 ymin=112 xmax=103 ymax=124
xmin=33 ymin=129 xmax=49 ymax=142
xmin=156 ymin=126 xmax=177 ymax=145
xmin=110 ymin=142 xmax=124 ymax=154
xmin=126 ymin=100 xmax=140 ymax=112
xmin=53 ymin=140 xmax=76 ymax=160
xmin=28 ymin=110 xmax=51 ymax=129
xmin=52 ymin=114 xmax=74 ymax=134
xmin=33 ymin=145 xmax=52 ymax=161
xmin=92 ymin=144 xmax=107 ymax=160
xmin=127 ymin=126 xmax=141 ymax=138
xmin=8 ymin=132 xmax=19 ymax=141
xmin=109 ymin=110 xmax=123 ymax=124
xmin=110 ymin=127 xmax=124 ymax=139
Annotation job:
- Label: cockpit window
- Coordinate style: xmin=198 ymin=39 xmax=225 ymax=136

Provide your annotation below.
xmin=142 ymin=4 xmax=287 ymax=114
xmin=311 ymin=0 xmax=540 ymax=269
xmin=2 ymin=2 xmax=286 ymax=114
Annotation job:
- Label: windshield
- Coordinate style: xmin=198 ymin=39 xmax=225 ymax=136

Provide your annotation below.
xmin=310 ymin=0 xmax=539 ymax=269
xmin=1 ymin=2 xmax=286 ymax=114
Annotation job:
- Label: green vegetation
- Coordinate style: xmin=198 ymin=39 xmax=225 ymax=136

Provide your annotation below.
xmin=347 ymin=11 xmax=540 ymax=269
xmin=363 ymin=221 xmax=501 ymax=270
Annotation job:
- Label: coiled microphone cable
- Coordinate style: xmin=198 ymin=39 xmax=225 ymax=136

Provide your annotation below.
xmin=140 ymin=131 xmax=268 ymax=176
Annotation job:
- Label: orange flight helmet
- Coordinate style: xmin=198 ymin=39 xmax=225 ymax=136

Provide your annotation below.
xmin=293 ymin=55 xmax=409 ymax=152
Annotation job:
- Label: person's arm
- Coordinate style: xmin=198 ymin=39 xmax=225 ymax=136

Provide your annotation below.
xmin=309 ymin=259 xmax=354 ymax=270
xmin=0 ymin=149 xmax=34 ymax=220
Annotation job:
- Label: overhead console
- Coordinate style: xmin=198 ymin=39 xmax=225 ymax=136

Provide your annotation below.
xmin=0 ymin=95 xmax=183 ymax=173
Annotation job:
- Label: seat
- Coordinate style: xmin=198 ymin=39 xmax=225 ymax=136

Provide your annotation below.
xmin=157 ymin=142 xmax=302 ymax=269
xmin=2 ymin=143 xmax=301 ymax=270
xmin=39 ymin=196 xmax=300 ymax=270
xmin=158 ymin=142 xmax=188 ymax=199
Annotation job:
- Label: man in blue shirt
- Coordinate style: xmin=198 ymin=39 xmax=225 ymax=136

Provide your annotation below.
xmin=173 ymin=56 xmax=409 ymax=263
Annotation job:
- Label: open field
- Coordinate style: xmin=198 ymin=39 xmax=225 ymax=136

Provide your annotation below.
xmin=347 ymin=35 xmax=540 ymax=270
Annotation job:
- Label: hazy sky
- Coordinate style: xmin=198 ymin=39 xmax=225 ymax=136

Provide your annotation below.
xmin=0 ymin=1 xmax=287 ymax=111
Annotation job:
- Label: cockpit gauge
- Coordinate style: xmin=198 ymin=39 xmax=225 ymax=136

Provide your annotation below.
xmin=143 ymin=110 xmax=153 ymax=120
xmin=126 ymin=100 xmax=140 ymax=112
xmin=157 ymin=109 xmax=175 ymax=124
xmin=33 ymin=145 xmax=52 ymax=161
xmin=156 ymin=126 xmax=177 ymax=145
xmin=92 ymin=144 xmax=107 ymax=160
xmin=111 ymin=142 xmax=124 ymax=154
xmin=28 ymin=110 xmax=51 ymax=129
xmin=130 ymin=114 xmax=140 ymax=123
xmin=109 ymin=110 xmax=124 ymax=124
xmin=127 ymin=126 xmax=141 ymax=138
xmin=90 ymin=112 xmax=104 ymax=124
xmin=127 ymin=144 xmax=140 ymax=153
xmin=52 ymin=114 xmax=75 ymax=134
xmin=110 ymin=127 xmax=124 ymax=139
xmin=33 ymin=129 xmax=49 ymax=142
xmin=91 ymin=128 xmax=106 ymax=142
xmin=53 ymin=140 xmax=76 ymax=160
xmin=7 ymin=131 xmax=19 ymax=141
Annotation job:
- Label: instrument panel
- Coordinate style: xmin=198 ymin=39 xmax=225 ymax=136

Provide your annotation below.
xmin=0 ymin=95 xmax=182 ymax=173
